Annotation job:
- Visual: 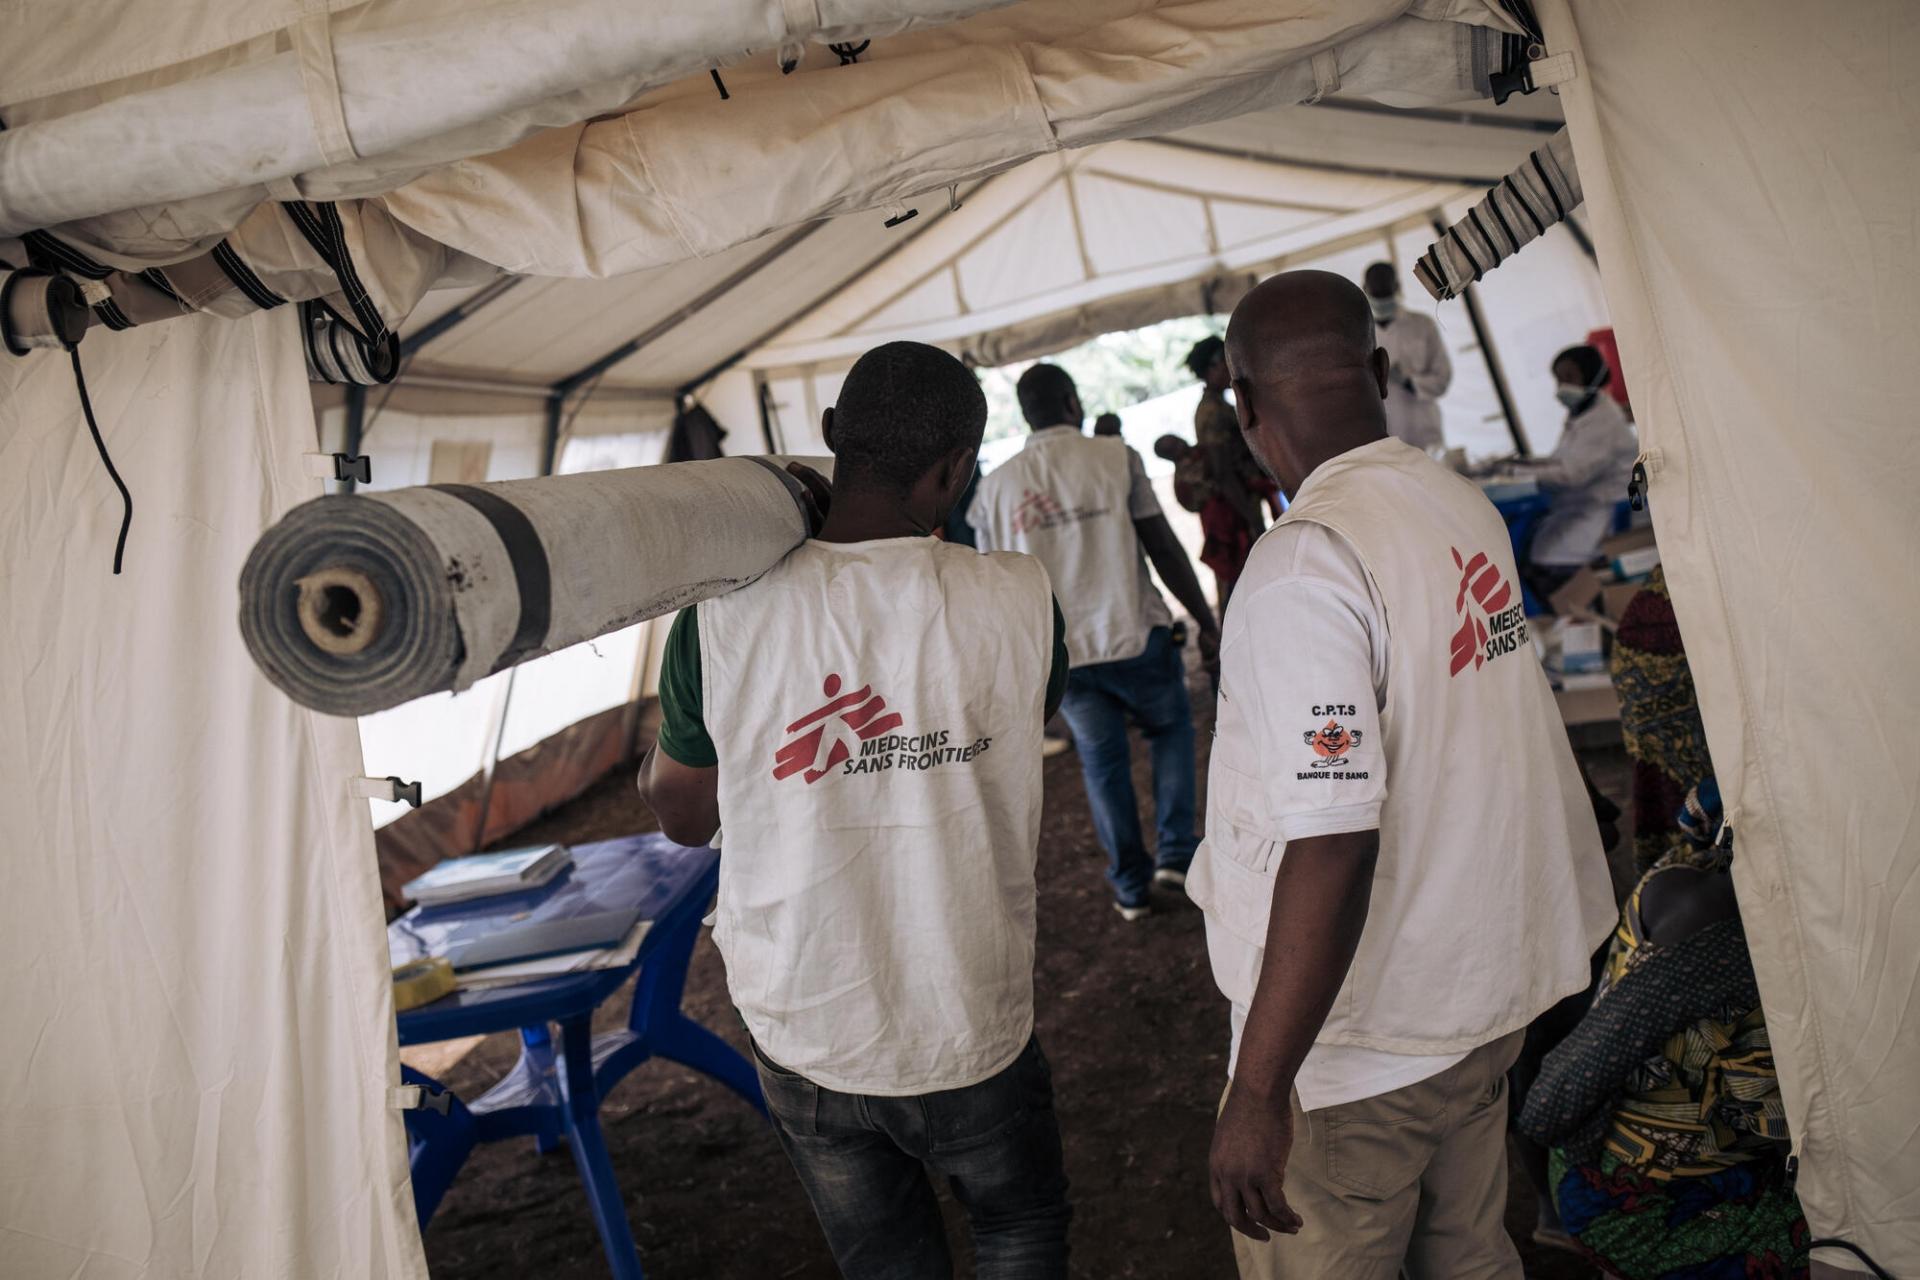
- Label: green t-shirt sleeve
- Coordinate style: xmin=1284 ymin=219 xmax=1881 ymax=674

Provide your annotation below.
xmin=654 ymin=609 xmax=717 ymax=768
xmin=1045 ymin=596 xmax=1070 ymax=722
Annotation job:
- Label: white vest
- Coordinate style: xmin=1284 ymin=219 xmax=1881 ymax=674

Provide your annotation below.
xmin=1190 ymin=441 xmax=1615 ymax=1056
xmin=698 ymin=537 xmax=1053 ymax=1095
xmin=970 ymin=429 xmax=1170 ymax=666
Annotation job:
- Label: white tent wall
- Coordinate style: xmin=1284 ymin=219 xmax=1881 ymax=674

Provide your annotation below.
xmin=1539 ymin=0 xmax=1920 ymax=1269
xmin=0 ymin=314 xmax=425 ymax=1277
xmin=698 ymin=368 xmax=771 ymax=455
xmin=1391 ymin=215 xmax=1608 ymax=460
xmin=343 ymin=407 xmax=670 ymax=883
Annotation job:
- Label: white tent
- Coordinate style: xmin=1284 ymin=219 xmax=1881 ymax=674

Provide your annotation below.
xmin=3 ymin=1 xmax=1912 ymax=1275
xmin=1534 ymin=1 xmax=1920 ymax=1269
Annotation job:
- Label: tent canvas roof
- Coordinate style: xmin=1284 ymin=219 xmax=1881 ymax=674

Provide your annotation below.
xmin=394 ymin=96 xmax=1563 ymax=401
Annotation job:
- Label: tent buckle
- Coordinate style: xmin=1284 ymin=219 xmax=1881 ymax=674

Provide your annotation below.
xmin=395 ymin=1083 xmax=453 ymax=1115
xmin=352 ymin=776 xmax=422 ymax=807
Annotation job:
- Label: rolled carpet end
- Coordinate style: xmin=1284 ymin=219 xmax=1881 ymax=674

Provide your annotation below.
xmin=295 ymin=566 xmax=386 ymax=655
xmin=241 ymin=492 xmax=460 ymax=717
xmin=240 ymin=455 xmax=823 ymax=717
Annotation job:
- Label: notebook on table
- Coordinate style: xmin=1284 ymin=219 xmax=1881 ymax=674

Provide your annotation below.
xmin=445 ymin=906 xmax=645 ymax=972
xmin=402 ymin=843 xmax=571 ymax=906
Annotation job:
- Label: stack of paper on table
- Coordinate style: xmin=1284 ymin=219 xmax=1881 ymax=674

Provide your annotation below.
xmin=402 ymin=843 xmax=572 ymax=906
xmin=390 ymin=850 xmax=653 ymax=992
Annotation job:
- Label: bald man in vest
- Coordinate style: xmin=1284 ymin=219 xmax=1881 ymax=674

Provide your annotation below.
xmin=1189 ymin=272 xmax=1613 ymax=1279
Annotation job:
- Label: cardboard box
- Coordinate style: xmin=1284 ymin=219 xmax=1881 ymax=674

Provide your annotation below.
xmin=1601 ymin=526 xmax=1658 ymax=558
xmin=1613 ymin=545 xmax=1662 ymax=579
xmin=1556 ymin=682 xmax=1621 ymax=725
xmin=1601 ymin=581 xmax=1643 ymax=623
xmin=1553 ymin=620 xmax=1607 ymax=673
xmin=1548 ymin=566 xmax=1605 ymax=619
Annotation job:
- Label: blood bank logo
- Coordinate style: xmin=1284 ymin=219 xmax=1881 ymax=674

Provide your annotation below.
xmin=772 ymin=674 xmax=904 ymax=784
xmin=771 ymin=674 xmax=996 ymax=784
xmin=1303 ymin=719 xmax=1363 ymax=768
xmin=1448 ymin=546 xmax=1528 ymax=677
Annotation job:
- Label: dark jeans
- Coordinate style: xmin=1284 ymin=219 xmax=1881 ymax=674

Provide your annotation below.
xmin=753 ymin=1036 xmax=1071 ymax=1280
xmin=1057 ymin=626 xmax=1199 ymax=904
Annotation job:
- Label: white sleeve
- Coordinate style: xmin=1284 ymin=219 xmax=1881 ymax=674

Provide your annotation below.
xmin=1125 ymin=446 xmax=1163 ymax=520
xmin=966 ymin=487 xmax=997 ymax=551
xmin=1407 ymin=314 xmax=1453 ymax=400
xmin=1534 ymin=418 xmax=1615 ymax=491
xmin=1223 ymin=573 xmax=1387 ymax=842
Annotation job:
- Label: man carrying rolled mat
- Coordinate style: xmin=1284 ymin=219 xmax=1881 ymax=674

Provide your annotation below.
xmin=639 ymin=340 xmax=1073 ymax=1280
xmin=968 ymin=362 xmax=1218 ymax=922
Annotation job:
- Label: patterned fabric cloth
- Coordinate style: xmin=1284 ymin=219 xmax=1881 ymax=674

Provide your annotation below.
xmin=1521 ymin=835 xmax=1809 ymax=1279
xmin=1610 ymin=567 xmax=1714 ymax=870
xmin=1594 ymin=868 xmax=1792 ymax=1178
xmin=1548 ymin=1149 xmax=1809 ymax=1279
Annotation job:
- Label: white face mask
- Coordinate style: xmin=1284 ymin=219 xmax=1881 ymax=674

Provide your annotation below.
xmin=1556 ymin=384 xmax=1591 ymax=409
xmin=1368 ymin=296 xmax=1399 ymax=323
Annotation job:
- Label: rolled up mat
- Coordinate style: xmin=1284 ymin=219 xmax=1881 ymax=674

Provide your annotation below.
xmin=240 ymin=455 xmax=825 ymax=716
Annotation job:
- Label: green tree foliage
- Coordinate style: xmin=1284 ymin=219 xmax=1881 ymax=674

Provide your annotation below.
xmin=979 ymin=314 xmax=1222 ymax=442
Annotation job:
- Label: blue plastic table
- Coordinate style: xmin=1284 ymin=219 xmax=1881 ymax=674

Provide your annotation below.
xmin=390 ymin=833 xmax=764 ymax=1280
xmin=1491 ymin=493 xmax=1637 ymax=616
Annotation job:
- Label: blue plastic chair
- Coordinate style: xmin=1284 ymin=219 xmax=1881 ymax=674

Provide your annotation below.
xmin=394 ymin=836 xmax=765 ymax=1280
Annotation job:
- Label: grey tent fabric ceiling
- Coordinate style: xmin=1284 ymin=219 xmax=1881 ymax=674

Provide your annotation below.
xmin=393 ymin=94 xmax=1562 ymax=398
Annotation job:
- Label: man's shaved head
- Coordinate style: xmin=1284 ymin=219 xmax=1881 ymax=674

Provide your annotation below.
xmin=1225 ymin=270 xmax=1377 ymax=388
xmin=1223 ymin=270 xmax=1390 ymax=497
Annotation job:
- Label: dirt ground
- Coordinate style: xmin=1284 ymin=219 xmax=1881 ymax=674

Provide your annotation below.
xmin=417 ymin=665 xmax=1631 ymax=1280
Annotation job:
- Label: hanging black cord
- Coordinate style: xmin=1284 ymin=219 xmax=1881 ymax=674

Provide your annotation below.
xmin=68 ymin=346 xmax=132 ymax=574
xmin=1806 ymin=1239 xmax=1896 ymax=1280
xmin=4 ymin=109 xmax=130 ymax=574
xmin=830 ymin=40 xmax=870 ymax=65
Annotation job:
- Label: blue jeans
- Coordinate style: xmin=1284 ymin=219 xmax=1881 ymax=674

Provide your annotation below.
xmin=753 ymin=1036 xmax=1071 ymax=1280
xmin=1057 ymin=626 xmax=1199 ymax=904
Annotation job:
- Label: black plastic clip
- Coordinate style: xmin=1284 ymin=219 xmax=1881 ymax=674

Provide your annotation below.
xmin=883 ymin=208 xmax=919 ymax=229
xmin=1627 ymin=458 xmax=1649 ymax=511
xmin=333 ymin=453 xmax=371 ymax=484
xmin=409 ymin=1084 xmax=452 ymax=1116
xmin=388 ymin=776 xmax=422 ymax=808
xmin=1489 ymin=40 xmax=1548 ymax=106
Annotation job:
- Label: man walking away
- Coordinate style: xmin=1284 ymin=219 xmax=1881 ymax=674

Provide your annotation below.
xmin=1362 ymin=261 xmax=1452 ymax=452
xmin=970 ymin=363 xmax=1218 ymax=921
xmin=641 ymin=341 xmax=1073 ymax=1279
xmin=1192 ymin=272 xmax=1614 ymax=1279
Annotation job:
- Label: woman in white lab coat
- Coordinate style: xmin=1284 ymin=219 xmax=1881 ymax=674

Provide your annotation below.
xmin=1523 ymin=344 xmax=1639 ymax=598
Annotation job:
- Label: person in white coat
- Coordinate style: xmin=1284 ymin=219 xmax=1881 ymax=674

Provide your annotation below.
xmin=1522 ymin=344 xmax=1640 ymax=597
xmin=1362 ymin=262 xmax=1452 ymax=451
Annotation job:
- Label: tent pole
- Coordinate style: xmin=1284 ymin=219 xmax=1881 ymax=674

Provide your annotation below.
xmin=756 ymin=373 xmax=779 ymax=453
xmin=552 ymin=223 xmax=826 ymax=397
xmin=467 ymin=668 xmax=519 ymax=855
xmin=399 ymin=276 xmax=524 ymax=359
xmin=540 ymin=391 xmax=563 ymax=476
xmin=341 ymin=383 xmax=366 ymax=494
xmin=674 ymin=177 xmax=986 ymax=400
xmin=1562 ymin=213 xmax=1598 ymax=262
xmin=1432 ymin=214 xmax=1531 ymax=458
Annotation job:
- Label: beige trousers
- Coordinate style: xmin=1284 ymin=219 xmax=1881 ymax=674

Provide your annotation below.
xmin=1223 ymin=1031 xmax=1525 ymax=1280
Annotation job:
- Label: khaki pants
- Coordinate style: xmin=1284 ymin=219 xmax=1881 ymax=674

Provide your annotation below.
xmin=1222 ymin=1031 xmax=1525 ymax=1280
